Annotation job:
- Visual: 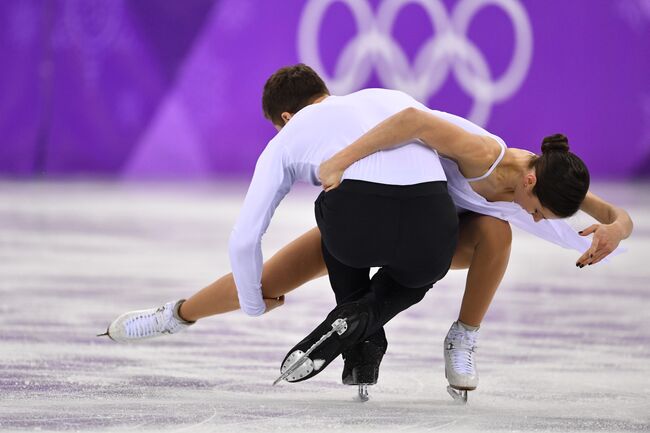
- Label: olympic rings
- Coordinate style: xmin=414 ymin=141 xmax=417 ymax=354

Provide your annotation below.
xmin=298 ymin=0 xmax=533 ymax=125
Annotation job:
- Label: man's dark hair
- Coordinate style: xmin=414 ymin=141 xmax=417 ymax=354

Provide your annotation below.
xmin=531 ymin=134 xmax=590 ymax=218
xmin=262 ymin=64 xmax=330 ymax=126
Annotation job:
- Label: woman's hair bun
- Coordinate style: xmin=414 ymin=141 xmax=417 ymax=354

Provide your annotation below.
xmin=541 ymin=134 xmax=569 ymax=154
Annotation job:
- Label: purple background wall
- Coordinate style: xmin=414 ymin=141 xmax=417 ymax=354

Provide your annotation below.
xmin=1 ymin=0 xmax=649 ymax=179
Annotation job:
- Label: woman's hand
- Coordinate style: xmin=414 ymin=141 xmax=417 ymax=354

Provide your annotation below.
xmin=263 ymin=295 xmax=285 ymax=313
xmin=318 ymin=157 xmax=346 ymax=191
xmin=575 ymin=223 xmax=625 ymax=267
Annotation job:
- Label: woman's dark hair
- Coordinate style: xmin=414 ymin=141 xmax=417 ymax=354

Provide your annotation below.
xmin=530 ymin=134 xmax=590 ymax=218
xmin=262 ymin=64 xmax=330 ymax=126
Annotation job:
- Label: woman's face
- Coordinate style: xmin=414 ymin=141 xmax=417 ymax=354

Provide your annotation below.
xmin=513 ymin=173 xmax=560 ymax=222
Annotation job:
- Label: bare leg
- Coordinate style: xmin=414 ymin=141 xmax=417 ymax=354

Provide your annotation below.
xmin=179 ymin=214 xmax=511 ymax=324
xmin=179 ymin=227 xmax=327 ymax=321
xmin=450 ymin=214 xmax=512 ymax=327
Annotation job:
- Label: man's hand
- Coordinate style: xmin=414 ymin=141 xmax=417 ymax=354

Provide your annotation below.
xmin=263 ymin=295 xmax=285 ymax=313
xmin=318 ymin=158 xmax=345 ymax=192
xmin=575 ymin=223 xmax=624 ymax=267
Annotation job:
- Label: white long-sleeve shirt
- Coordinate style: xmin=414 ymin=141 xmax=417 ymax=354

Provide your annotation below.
xmin=229 ymin=88 xmax=447 ymax=316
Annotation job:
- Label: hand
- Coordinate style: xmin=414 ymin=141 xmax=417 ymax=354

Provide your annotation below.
xmin=575 ymin=223 xmax=623 ymax=267
xmin=318 ymin=158 xmax=345 ymax=192
xmin=263 ymin=295 xmax=285 ymax=313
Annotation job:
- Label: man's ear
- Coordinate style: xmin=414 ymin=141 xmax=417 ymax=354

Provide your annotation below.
xmin=281 ymin=112 xmax=293 ymax=124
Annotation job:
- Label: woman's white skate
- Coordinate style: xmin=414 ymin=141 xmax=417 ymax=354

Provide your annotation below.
xmin=444 ymin=321 xmax=479 ymax=404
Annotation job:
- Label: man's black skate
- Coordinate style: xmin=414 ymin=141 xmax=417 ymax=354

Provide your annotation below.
xmin=341 ymin=328 xmax=387 ymax=385
xmin=341 ymin=329 xmax=387 ymax=401
xmin=275 ymin=302 xmax=370 ymax=384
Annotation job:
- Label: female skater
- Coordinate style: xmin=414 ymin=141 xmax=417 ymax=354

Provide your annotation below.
xmin=103 ymin=84 xmax=633 ymax=401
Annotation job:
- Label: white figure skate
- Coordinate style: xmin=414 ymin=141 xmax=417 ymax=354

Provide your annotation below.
xmin=444 ymin=321 xmax=479 ymax=404
xmin=99 ymin=300 xmax=194 ymax=343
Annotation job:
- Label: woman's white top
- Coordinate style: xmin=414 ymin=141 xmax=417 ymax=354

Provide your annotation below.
xmin=431 ymin=110 xmax=592 ymax=253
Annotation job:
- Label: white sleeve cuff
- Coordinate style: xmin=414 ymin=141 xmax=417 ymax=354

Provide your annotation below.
xmin=240 ymin=298 xmax=266 ymax=317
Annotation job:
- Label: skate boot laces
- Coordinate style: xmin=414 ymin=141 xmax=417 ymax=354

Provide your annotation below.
xmin=125 ymin=305 xmax=179 ymax=338
xmin=445 ymin=326 xmax=478 ymax=375
xmin=101 ymin=300 xmax=193 ymax=343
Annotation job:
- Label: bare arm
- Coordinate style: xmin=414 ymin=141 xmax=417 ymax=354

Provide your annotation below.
xmin=580 ymin=191 xmax=633 ymax=237
xmin=319 ymin=107 xmax=500 ymax=190
xmin=575 ymin=191 xmax=634 ymax=266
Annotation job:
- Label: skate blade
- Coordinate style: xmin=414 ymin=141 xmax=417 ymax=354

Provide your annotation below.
xmin=96 ymin=329 xmax=116 ymax=342
xmin=446 ymin=386 xmax=468 ymax=404
xmin=356 ymin=384 xmax=369 ymax=402
xmin=273 ymin=318 xmax=348 ymax=385
xmin=275 ymin=350 xmax=315 ymax=384
xmin=274 ymin=350 xmax=313 ymax=385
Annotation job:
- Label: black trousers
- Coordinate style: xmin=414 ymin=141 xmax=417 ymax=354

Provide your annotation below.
xmin=315 ymin=180 xmax=458 ymax=339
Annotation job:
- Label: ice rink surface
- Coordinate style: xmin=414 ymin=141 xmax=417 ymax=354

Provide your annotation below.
xmin=0 ymin=181 xmax=648 ymax=433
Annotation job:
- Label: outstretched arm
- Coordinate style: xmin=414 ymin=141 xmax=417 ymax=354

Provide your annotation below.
xmin=575 ymin=191 xmax=634 ymax=266
xmin=229 ymin=144 xmax=295 ymax=316
xmin=319 ymin=107 xmax=499 ymax=190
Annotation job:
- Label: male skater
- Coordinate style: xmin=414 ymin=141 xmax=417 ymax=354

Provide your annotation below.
xmin=228 ymin=64 xmax=458 ymax=384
